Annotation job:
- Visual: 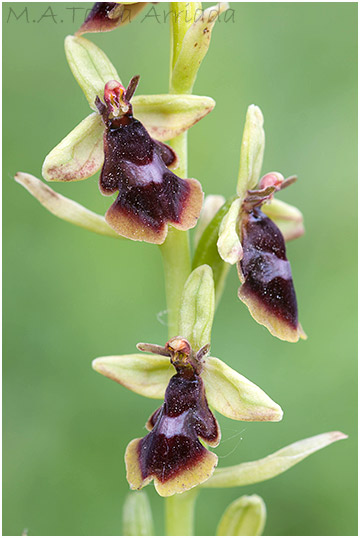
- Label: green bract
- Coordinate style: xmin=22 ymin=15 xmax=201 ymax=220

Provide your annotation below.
xmin=204 ymin=431 xmax=347 ymax=488
xmin=15 ymin=172 xmax=120 ymax=238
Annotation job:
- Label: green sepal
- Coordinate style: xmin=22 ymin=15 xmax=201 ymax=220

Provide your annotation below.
xmin=132 ymin=94 xmax=215 ymax=142
xmin=42 ymin=112 xmax=104 ymax=182
xmin=179 ymin=265 xmax=215 ymax=352
xmin=202 ymin=357 xmax=283 ymax=422
xmin=203 ymin=431 xmax=347 ymax=488
xmin=237 ymin=105 xmax=265 ymax=200
xmin=65 ymin=35 xmax=120 ymax=110
xmin=262 ymin=198 xmax=305 ymax=241
xmin=216 ymin=495 xmax=266 ymax=536
xmin=192 ymin=196 xmax=236 ymax=303
xmin=92 ymin=353 xmax=174 ymax=399
xmin=122 ymin=491 xmax=154 ymax=536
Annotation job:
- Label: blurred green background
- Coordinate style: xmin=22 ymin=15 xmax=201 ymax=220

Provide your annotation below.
xmin=3 ymin=2 xmax=357 ymax=536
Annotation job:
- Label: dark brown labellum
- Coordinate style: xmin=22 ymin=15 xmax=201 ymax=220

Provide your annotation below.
xmin=97 ymin=80 xmax=203 ymax=243
xmin=238 ymin=208 xmax=305 ymax=342
xmin=125 ymin=372 xmax=219 ymax=496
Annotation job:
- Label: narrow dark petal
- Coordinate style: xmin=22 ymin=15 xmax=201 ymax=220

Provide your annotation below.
xmin=154 ymin=140 xmax=178 ymax=169
xmin=99 ymin=116 xmax=203 ymax=243
xmin=125 ymin=373 xmax=220 ymax=496
xmin=238 ymin=208 xmax=305 ymax=342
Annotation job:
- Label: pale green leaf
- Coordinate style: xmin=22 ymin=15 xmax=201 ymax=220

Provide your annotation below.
xmin=192 ymin=196 xmax=236 ymax=302
xmin=204 ymin=431 xmax=347 ymax=488
xmin=15 ymin=172 xmax=119 ymax=238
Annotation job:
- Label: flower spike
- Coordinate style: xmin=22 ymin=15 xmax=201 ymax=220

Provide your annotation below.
xmin=97 ymin=77 xmax=203 ymax=243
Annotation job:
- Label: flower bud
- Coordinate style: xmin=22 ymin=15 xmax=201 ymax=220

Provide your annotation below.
xmin=122 ymin=491 xmax=154 ymax=536
xmin=171 ymin=3 xmax=230 ymax=93
xmin=179 ymin=265 xmax=215 ymax=352
xmin=237 ymin=105 xmax=265 ymax=200
xmin=216 ymin=495 xmax=266 ymax=536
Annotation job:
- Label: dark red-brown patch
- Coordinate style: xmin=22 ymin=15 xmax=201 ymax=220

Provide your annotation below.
xmin=239 ymin=208 xmax=298 ymax=329
xmin=99 ymin=116 xmax=195 ymax=237
xmin=77 ymin=3 xmax=121 ymax=34
xmin=137 ymin=373 xmax=219 ymax=484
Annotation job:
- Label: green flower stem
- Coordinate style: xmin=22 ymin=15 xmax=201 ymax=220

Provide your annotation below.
xmin=161 ymin=4 xmax=201 ymax=535
xmin=159 ymin=222 xmax=191 ymax=340
xmin=159 ymin=131 xmax=190 ymax=340
xmin=165 ymin=489 xmax=198 ymax=536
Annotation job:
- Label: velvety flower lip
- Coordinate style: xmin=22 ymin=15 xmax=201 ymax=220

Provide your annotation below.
xmin=76 ymin=3 xmax=148 ymax=35
xmin=125 ymin=337 xmax=220 ymax=496
xmin=237 ymin=174 xmax=306 ymax=342
xmin=96 ymin=77 xmax=203 ymax=243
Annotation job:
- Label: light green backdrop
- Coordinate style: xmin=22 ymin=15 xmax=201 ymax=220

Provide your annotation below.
xmin=3 ymin=2 xmax=357 ymax=536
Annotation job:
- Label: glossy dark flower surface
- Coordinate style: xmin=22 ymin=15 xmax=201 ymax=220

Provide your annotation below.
xmin=126 ymin=337 xmax=220 ymax=496
xmin=237 ymin=178 xmax=305 ymax=342
xmin=97 ymin=79 xmax=203 ymax=243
